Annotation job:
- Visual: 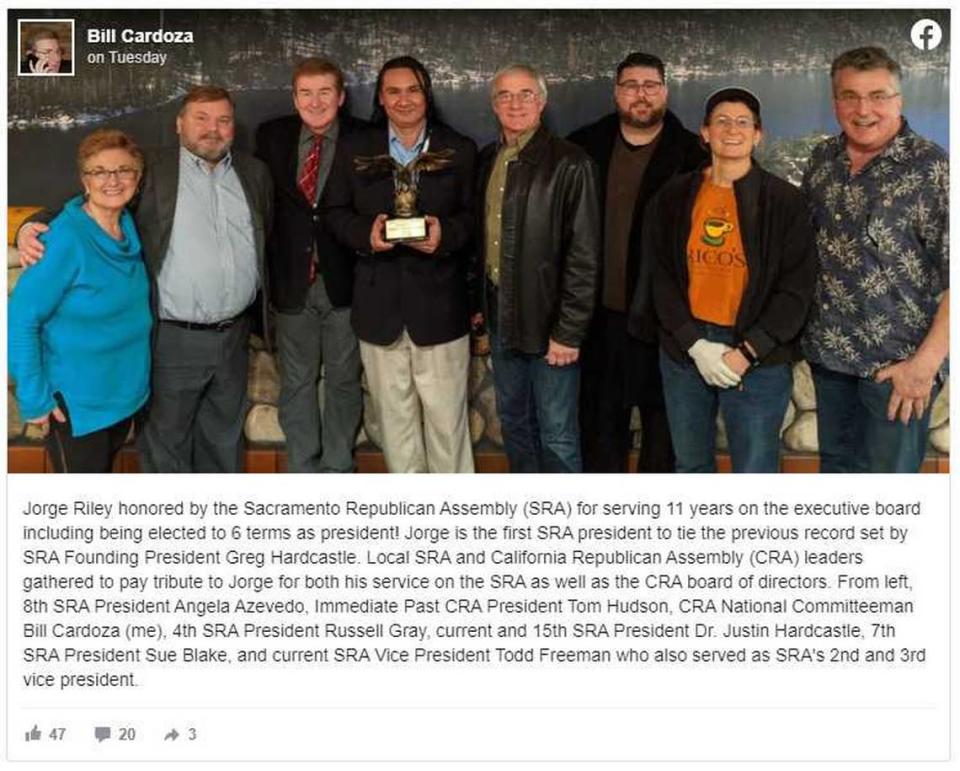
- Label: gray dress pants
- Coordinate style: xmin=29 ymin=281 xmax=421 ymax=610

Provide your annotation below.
xmin=275 ymin=277 xmax=362 ymax=472
xmin=139 ymin=318 xmax=250 ymax=473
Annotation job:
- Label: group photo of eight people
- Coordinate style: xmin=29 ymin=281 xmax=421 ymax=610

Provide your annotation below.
xmin=9 ymin=45 xmax=949 ymax=474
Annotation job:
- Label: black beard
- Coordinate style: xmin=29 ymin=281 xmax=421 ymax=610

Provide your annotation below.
xmin=618 ymin=104 xmax=666 ymax=130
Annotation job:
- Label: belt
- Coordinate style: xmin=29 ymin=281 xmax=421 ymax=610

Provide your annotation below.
xmin=161 ymin=313 xmax=246 ymax=332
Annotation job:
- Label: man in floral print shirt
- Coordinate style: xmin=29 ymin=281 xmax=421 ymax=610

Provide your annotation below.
xmin=802 ymin=46 xmax=948 ymax=473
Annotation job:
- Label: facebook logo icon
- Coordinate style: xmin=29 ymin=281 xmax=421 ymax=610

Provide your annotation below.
xmin=910 ymin=19 xmax=942 ymax=51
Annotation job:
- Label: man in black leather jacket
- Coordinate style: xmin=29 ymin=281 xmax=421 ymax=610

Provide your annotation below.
xmin=474 ymin=64 xmax=600 ymax=473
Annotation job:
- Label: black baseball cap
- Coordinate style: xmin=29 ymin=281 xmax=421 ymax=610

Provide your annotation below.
xmin=703 ymin=87 xmax=762 ymax=127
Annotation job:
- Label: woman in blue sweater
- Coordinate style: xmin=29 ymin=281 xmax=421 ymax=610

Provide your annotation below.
xmin=9 ymin=129 xmax=151 ymax=472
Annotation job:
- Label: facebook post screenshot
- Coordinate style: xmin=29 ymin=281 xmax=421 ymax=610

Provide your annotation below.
xmin=3 ymin=5 xmax=955 ymax=767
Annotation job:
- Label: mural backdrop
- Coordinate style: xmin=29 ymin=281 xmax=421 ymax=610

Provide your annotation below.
xmin=7 ymin=8 xmax=950 ymax=207
xmin=5 ymin=8 xmax=952 ymax=464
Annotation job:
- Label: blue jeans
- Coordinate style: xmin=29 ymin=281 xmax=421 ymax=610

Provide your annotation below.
xmin=490 ymin=330 xmax=582 ymax=473
xmin=659 ymin=327 xmax=792 ymax=473
xmin=810 ymin=363 xmax=938 ymax=473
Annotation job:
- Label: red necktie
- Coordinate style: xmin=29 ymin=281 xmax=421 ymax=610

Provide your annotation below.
xmin=299 ymin=136 xmax=323 ymax=284
xmin=298 ymin=135 xmax=323 ymax=205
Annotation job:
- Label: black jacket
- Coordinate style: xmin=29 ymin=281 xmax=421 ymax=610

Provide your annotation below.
xmin=568 ymin=109 xmax=706 ymax=334
xmin=324 ymin=121 xmax=476 ymax=346
xmin=255 ymin=113 xmax=367 ymax=312
xmin=474 ymin=125 xmax=600 ymax=354
xmin=646 ymin=163 xmax=816 ymax=365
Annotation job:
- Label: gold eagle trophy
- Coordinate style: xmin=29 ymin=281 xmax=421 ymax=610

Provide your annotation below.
xmin=354 ymin=142 xmax=456 ymax=243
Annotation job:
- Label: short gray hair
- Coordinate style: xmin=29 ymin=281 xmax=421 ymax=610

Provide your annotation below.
xmin=830 ymin=46 xmax=902 ymax=93
xmin=491 ymin=64 xmax=548 ymax=102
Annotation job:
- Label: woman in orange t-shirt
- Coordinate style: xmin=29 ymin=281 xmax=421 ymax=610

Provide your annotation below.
xmin=648 ymin=88 xmax=815 ymax=472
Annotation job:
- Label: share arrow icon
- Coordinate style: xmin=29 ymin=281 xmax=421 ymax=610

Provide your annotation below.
xmin=164 ymin=729 xmax=179 ymax=741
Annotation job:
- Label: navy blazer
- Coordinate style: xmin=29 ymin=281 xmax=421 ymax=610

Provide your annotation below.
xmin=255 ymin=113 xmax=366 ymax=312
xmin=324 ymin=121 xmax=476 ymax=347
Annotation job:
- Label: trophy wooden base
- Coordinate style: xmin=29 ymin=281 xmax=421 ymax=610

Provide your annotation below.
xmin=384 ymin=216 xmax=427 ymax=242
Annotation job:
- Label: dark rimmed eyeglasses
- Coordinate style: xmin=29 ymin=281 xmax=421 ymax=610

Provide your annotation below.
xmin=616 ymin=80 xmax=664 ymax=96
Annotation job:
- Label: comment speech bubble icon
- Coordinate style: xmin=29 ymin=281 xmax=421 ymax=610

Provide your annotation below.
xmin=94 ymin=726 xmax=111 ymax=743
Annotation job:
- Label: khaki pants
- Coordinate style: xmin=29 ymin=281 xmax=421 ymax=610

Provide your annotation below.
xmin=360 ymin=330 xmax=473 ymax=473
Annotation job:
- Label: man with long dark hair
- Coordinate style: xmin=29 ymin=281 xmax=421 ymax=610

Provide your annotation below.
xmin=325 ymin=57 xmax=477 ymax=472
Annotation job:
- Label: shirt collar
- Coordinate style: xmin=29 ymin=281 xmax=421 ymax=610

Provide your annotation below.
xmin=299 ymin=117 xmax=339 ymax=148
xmin=500 ymin=125 xmax=538 ymax=152
xmin=180 ymin=144 xmax=232 ymax=172
xmin=882 ymin=117 xmax=914 ymax=164
xmin=833 ymin=117 xmax=913 ymax=167
xmin=388 ymin=123 xmax=427 ymax=154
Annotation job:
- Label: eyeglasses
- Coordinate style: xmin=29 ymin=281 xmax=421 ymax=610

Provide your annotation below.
xmin=616 ymin=80 xmax=664 ymax=96
xmin=82 ymin=167 xmax=141 ymax=183
xmin=711 ymin=116 xmax=756 ymax=130
xmin=834 ymin=91 xmax=900 ymax=106
xmin=494 ymin=89 xmax=539 ymax=105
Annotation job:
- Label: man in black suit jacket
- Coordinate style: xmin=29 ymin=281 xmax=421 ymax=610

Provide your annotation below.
xmin=17 ymin=86 xmax=272 ymax=473
xmin=325 ymin=56 xmax=476 ymax=473
xmin=255 ymin=58 xmax=365 ymax=473
xmin=568 ymin=52 xmax=707 ymax=473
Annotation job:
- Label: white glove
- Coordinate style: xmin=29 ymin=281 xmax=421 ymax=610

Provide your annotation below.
xmin=687 ymin=339 xmax=741 ymax=388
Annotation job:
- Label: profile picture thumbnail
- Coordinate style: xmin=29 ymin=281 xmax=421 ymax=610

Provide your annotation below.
xmin=19 ymin=19 xmax=75 ymax=76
